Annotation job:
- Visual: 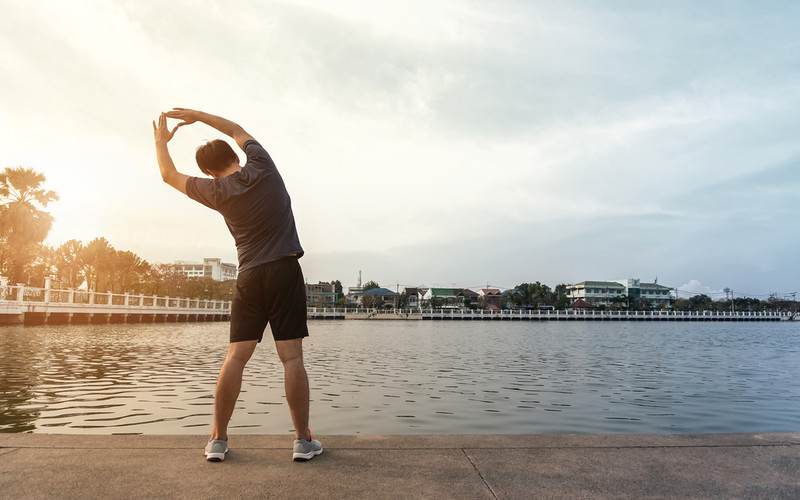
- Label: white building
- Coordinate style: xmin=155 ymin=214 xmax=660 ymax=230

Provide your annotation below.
xmin=173 ymin=258 xmax=237 ymax=282
xmin=566 ymin=278 xmax=673 ymax=308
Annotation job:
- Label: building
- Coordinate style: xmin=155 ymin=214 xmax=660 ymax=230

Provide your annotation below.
xmin=359 ymin=287 xmax=397 ymax=308
xmin=457 ymin=288 xmax=480 ymax=308
xmin=306 ymin=282 xmax=337 ymax=307
xmin=402 ymin=287 xmax=421 ymax=309
xmin=566 ymin=279 xmax=673 ymax=308
xmin=173 ymin=258 xmax=237 ymax=281
xmin=477 ymin=288 xmax=504 ymax=310
xmin=345 ymin=271 xmax=364 ymax=307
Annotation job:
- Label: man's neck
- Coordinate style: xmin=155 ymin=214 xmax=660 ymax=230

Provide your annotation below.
xmin=212 ymin=163 xmax=242 ymax=179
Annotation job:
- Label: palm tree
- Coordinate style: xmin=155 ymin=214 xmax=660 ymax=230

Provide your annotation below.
xmin=55 ymin=239 xmax=84 ymax=289
xmin=0 ymin=167 xmax=58 ymax=283
xmin=113 ymin=250 xmax=149 ymax=293
xmin=81 ymin=237 xmax=115 ymax=292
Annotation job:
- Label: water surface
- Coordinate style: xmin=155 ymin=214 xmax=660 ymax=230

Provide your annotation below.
xmin=1 ymin=321 xmax=798 ymax=434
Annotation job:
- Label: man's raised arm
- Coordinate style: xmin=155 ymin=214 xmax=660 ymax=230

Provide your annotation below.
xmin=153 ymin=112 xmax=189 ymax=194
xmin=165 ymin=108 xmax=256 ymax=150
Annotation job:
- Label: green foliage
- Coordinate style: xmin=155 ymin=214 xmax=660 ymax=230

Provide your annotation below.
xmin=362 ymin=280 xmax=379 ymax=291
xmin=555 ymin=293 xmax=570 ymax=310
xmin=509 ymin=282 xmax=553 ymax=307
xmin=688 ymin=294 xmax=713 ymax=311
xmin=331 ymin=279 xmax=344 ymax=301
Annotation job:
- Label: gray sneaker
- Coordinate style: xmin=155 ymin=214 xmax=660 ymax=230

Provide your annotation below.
xmin=205 ymin=439 xmax=228 ymax=462
xmin=293 ymin=436 xmax=323 ymax=461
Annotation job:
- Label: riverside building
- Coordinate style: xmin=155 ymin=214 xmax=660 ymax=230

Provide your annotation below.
xmin=566 ymin=279 xmax=673 ymax=308
xmin=173 ymin=258 xmax=237 ymax=282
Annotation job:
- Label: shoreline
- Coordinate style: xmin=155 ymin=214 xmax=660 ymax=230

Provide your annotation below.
xmin=308 ymin=308 xmax=792 ymax=322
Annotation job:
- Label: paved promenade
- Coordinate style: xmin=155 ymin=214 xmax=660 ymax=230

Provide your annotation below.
xmin=2 ymin=433 xmax=799 ymax=499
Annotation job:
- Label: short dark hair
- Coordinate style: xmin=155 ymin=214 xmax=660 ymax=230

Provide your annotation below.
xmin=195 ymin=139 xmax=238 ymax=175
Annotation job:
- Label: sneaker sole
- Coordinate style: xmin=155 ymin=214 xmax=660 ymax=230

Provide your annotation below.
xmin=293 ymin=448 xmax=323 ymax=461
xmin=205 ymin=451 xmax=227 ymax=462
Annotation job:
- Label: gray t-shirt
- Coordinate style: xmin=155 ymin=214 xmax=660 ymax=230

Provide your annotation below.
xmin=185 ymin=140 xmax=304 ymax=272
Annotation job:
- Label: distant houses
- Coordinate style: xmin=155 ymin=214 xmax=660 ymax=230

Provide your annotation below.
xmin=306 ymin=277 xmax=675 ymax=311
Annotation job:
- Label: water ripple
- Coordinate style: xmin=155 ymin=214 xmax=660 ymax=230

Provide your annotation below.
xmin=1 ymin=321 xmax=800 ymax=434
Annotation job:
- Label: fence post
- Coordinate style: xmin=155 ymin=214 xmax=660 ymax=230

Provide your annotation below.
xmin=44 ymin=277 xmax=52 ymax=303
xmin=17 ymin=284 xmax=25 ymax=304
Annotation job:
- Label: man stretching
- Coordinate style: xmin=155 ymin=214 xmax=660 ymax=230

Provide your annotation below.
xmin=152 ymin=108 xmax=322 ymax=462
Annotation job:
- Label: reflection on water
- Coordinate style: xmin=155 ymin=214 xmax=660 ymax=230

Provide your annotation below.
xmin=1 ymin=321 xmax=799 ymax=434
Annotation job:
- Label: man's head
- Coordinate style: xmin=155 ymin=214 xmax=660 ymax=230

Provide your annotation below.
xmin=195 ymin=139 xmax=239 ymax=176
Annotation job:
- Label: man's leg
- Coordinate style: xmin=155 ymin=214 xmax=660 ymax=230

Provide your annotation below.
xmin=211 ymin=340 xmax=258 ymax=440
xmin=275 ymin=338 xmax=311 ymax=441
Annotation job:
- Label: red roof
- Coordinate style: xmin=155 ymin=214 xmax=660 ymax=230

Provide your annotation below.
xmin=570 ymin=298 xmax=591 ymax=309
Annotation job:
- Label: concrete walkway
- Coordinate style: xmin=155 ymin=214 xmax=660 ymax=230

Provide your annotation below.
xmin=2 ymin=433 xmax=799 ymax=499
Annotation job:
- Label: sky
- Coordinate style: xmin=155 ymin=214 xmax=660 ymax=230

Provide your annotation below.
xmin=1 ymin=0 xmax=798 ymax=299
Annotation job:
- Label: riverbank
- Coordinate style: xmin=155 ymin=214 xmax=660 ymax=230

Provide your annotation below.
xmin=308 ymin=308 xmax=792 ymax=321
xmin=2 ymin=433 xmax=798 ymax=499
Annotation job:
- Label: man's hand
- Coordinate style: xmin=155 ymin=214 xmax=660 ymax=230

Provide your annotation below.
xmin=152 ymin=112 xmax=181 ymax=145
xmin=164 ymin=108 xmax=255 ymax=150
xmin=153 ymin=112 xmax=189 ymax=194
xmin=165 ymin=108 xmax=200 ymax=129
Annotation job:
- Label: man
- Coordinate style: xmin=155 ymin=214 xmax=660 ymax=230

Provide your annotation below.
xmin=152 ymin=108 xmax=322 ymax=462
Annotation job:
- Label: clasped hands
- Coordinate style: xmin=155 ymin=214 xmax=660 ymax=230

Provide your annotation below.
xmin=152 ymin=108 xmax=200 ymax=145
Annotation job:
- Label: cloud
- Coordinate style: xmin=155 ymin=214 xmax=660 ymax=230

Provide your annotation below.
xmin=678 ymin=280 xmax=725 ymax=299
xmin=1 ymin=0 xmax=799 ymax=296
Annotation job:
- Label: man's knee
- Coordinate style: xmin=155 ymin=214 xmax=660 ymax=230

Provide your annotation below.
xmin=275 ymin=338 xmax=304 ymax=365
xmin=226 ymin=340 xmax=258 ymax=364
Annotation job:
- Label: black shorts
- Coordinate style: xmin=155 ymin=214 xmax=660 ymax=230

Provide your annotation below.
xmin=230 ymin=256 xmax=309 ymax=343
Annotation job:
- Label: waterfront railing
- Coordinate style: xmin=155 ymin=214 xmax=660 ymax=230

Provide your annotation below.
xmin=0 ymin=282 xmax=232 ymax=325
xmin=306 ymin=307 xmax=791 ymax=321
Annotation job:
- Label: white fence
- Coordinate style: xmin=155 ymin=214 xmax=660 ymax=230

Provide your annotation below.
xmin=306 ymin=307 xmax=790 ymax=321
xmin=0 ymin=282 xmax=231 ymax=325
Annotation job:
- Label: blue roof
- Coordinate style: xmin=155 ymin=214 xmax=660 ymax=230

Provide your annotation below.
xmin=360 ymin=287 xmax=396 ymax=296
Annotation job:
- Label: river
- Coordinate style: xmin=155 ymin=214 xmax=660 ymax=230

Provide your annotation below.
xmin=1 ymin=320 xmax=798 ymax=435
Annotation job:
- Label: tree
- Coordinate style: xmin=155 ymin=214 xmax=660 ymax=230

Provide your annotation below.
xmin=0 ymin=167 xmax=58 ymax=283
xmin=554 ymin=293 xmax=570 ymax=310
xmin=510 ymin=282 xmax=553 ymax=308
xmin=55 ymin=239 xmax=84 ymax=289
xmin=688 ymin=294 xmax=713 ymax=311
xmin=673 ymin=298 xmax=689 ymax=311
xmin=361 ymin=294 xmax=377 ymax=309
xmin=503 ymin=289 xmax=519 ymax=308
xmin=113 ymin=250 xmax=150 ymax=293
xmin=331 ymin=279 xmax=344 ymax=303
xmin=551 ymin=284 xmax=568 ymax=304
xmin=81 ymin=237 xmax=116 ymax=292
xmin=609 ymin=294 xmax=628 ymax=310
xmin=362 ymin=280 xmax=379 ymax=291
xmin=26 ymin=244 xmax=57 ymax=287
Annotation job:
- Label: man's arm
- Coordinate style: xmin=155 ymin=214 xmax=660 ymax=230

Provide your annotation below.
xmin=165 ymin=108 xmax=256 ymax=150
xmin=153 ymin=112 xmax=189 ymax=194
